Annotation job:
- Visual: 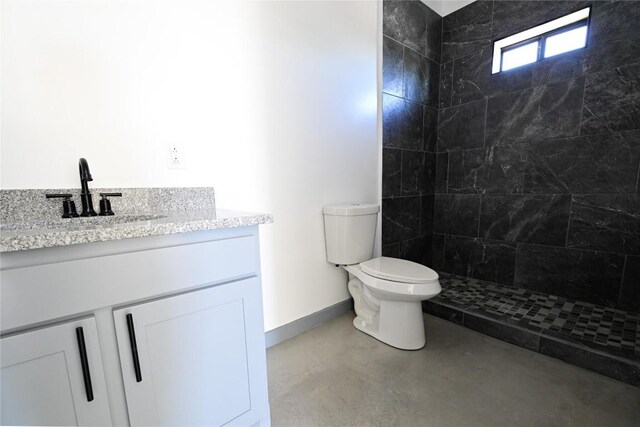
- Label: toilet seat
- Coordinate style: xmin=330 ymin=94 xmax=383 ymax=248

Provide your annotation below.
xmin=344 ymin=261 xmax=440 ymax=301
xmin=360 ymin=257 xmax=439 ymax=284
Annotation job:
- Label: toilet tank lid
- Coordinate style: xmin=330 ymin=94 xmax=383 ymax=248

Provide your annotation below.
xmin=323 ymin=204 xmax=380 ymax=216
xmin=360 ymin=257 xmax=439 ymax=284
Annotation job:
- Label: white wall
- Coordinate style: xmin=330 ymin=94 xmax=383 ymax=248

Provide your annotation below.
xmin=420 ymin=0 xmax=476 ymax=16
xmin=0 ymin=0 xmax=380 ymax=331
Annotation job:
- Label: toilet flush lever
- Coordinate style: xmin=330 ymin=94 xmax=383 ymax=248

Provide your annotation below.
xmin=98 ymin=192 xmax=122 ymax=216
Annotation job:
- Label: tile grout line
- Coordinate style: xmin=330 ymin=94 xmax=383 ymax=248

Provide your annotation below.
xmin=440 ymin=6 xmax=444 ymax=64
xmin=483 ymin=97 xmax=489 ymax=149
xmin=435 ymin=232 xmax=516 ymax=246
xmin=401 ymin=41 xmax=406 ymax=100
xmin=617 ymin=255 xmax=628 ymax=307
xmin=412 ymin=191 xmax=638 ymax=196
xmin=419 ymin=186 xmax=423 ymax=235
xmin=448 ymin=61 xmax=454 ymax=108
xmin=396 ymin=147 xmax=439 ymax=154
xmin=441 ymin=97 xmax=487 ymax=114
xmin=436 ymin=129 xmax=639 ymax=153
xmin=451 ymin=73 xmax=584 ymax=110
xmin=520 ymin=149 xmax=526 ymax=193
xmin=423 ymin=108 xmax=428 ymax=152
xmin=513 ymin=242 xmax=520 ymax=288
xmin=431 ymin=1 xmax=441 ymax=243
xmin=445 ymin=151 xmax=450 ymax=194
xmin=441 ymin=8 xmax=452 ymax=108
xmin=578 ymin=72 xmax=587 ymax=136
xmin=436 ymin=12 xmax=443 ymax=111
xmin=635 ymin=159 xmax=640 ymax=195
xmin=492 ymin=0 xmax=499 ymax=20
xmin=384 ymin=194 xmax=435 ymax=200
xmin=477 ymin=194 xmax=482 ymax=238
xmin=516 ymin=240 xmax=629 ymax=257
xmin=400 ymin=150 xmax=405 ymax=197
xmin=383 ymin=33 xmax=439 ymax=65
xmin=430 ymin=191 xmax=436 ymax=240
xmin=433 ymin=193 xmax=440 ymax=235
xmin=436 ymin=108 xmax=441 ymax=153
xmin=430 ymin=231 xmax=630 ymax=258
xmin=564 ymin=196 xmax=573 ymax=248
xmin=383 ymin=92 xmax=429 ymax=109
xmin=402 ymin=44 xmax=407 ymax=101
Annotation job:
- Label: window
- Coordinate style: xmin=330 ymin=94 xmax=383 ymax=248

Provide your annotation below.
xmin=544 ymin=25 xmax=589 ymax=58
xmin=492 ymin=7 xmax=590 ymax=74
xmin=501 ymin=41 xmax=539 ymax=72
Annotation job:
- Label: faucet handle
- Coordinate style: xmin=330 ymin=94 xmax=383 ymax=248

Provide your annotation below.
xmin=46 ymin=194 xmax=80 ymax=218
xmin=98 ymin=193 xmax=122 ymax=216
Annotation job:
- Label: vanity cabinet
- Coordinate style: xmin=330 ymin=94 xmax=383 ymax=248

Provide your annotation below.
xmin=0 ymin=226 xmax=270 ymax=427
xmin=0 ymin=317 xmax=112 ymax=426
xmin=114 ymin=277 xmax=267 ymax=427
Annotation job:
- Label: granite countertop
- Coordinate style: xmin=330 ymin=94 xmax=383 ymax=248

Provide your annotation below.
xmin=0 ymin=187 xmax=272 ymax=252
xmin=0 ymin=208 xmax=273 ymax=252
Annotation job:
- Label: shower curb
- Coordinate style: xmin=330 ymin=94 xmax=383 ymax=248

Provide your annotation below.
xmin=423 ymin=299 xmax=640 ymax=386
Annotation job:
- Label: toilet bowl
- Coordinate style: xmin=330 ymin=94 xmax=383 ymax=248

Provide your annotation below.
xmin=344 ymin=257 xmax=440 ymax=350
xmin=323 ymin=204 xmax=441 ymax=350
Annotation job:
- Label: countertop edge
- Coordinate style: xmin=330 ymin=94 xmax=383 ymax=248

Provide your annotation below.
xmin=0 ymin=212 xmax=273 ymax=253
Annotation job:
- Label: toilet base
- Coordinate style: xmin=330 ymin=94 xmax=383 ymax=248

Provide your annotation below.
xmin=348 ymin=276 xmax=426 ymax=350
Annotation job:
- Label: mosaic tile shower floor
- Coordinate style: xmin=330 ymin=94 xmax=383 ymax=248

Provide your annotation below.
xmin=434 ymin=273 xmax=640 ymax=360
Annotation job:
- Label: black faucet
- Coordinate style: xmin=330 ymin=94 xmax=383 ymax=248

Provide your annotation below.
xmin=79 ymin=158 xmax=97 ymax=216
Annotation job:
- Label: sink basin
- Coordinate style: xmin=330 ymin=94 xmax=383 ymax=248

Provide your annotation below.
xmin=0 ymin=214 xmax=167 ymax=232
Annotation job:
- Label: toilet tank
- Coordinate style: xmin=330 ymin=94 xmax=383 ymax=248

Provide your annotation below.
xmin=323 ymin=204 xmax=380 ymax=265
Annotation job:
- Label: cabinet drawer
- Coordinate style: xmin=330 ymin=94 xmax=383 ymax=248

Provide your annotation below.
xmin=1 ymin=231 xmax=259 ymax=333
xmin=1 ymin=317 xmax=112 ymax=426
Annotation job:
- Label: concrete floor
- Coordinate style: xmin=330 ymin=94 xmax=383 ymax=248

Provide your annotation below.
xmin=267 ymin=313 xmax=640 ymax=427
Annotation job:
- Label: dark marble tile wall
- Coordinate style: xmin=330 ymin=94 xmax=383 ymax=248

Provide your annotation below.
xmin=382 ymin=0 xmax=442 ymax=265
xmin=430 ymin=0 xmax=640 ymax=312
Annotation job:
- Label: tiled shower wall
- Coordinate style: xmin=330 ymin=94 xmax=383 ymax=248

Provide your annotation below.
xmin=381 ymin=0 xmax=441 ymax=265
xmin=382 ymin=0 xmax=640 ymax=312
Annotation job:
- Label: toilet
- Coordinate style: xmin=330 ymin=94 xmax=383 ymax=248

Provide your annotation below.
xmin=323 ymin=203 xmax=441 ymax=350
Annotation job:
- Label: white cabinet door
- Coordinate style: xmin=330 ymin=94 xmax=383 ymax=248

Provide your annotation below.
xmin=1 ymin=317 xmax=112 ymax=426
xmin=114 ymin=277 xmax=269 ymax=427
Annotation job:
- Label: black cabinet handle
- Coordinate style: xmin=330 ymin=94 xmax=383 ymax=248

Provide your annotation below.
xmin=75 ymin=327 xmax=94 ymax=402
xmin=126 ymin=314 xmax=142 ymax=382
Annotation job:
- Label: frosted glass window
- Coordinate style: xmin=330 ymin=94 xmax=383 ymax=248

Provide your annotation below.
xmin=492 ymin=7 xmax=591 ymax=74
xmin=544 ymin=25 xmax=588 ymax=58
xmin=502 ymin=42 xmax=539 ymax=71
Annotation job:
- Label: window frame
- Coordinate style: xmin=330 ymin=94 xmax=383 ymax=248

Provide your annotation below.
xmin=492 ymin=6 xmax=592 ymax=74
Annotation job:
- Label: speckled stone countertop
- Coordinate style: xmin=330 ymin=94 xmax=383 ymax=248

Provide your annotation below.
xmin=0 ymin=188 xmax=273 ymax=252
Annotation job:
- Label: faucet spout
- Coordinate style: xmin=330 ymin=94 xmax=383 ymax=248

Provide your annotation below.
xmin=79 ymin=158 xmax=97 ymax=216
